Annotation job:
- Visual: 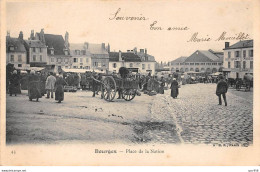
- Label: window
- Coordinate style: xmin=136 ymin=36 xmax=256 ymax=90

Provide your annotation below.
xmin=33 ymin=55 xmax=36 ymax=61
xmin=190 ymin=63 xmax=194 ymax=65
xmin=130 ymin=63 xmax=133 ymax=68
xmin=58 ymin=58 xmax=61 ymax=63
xmin=148 ymin=64 xmax=151 ymax=69
xmin=80 ymin=58 xmax=83 ymax=62
xmin=40 ymin=55 xmax=42 ymax=62
xmin=94 ymin=62 xmax=98 ymax=66
xmin=235 ymin=61 xmax=241 ymax=68
xmin=113 ymin=63 xmax=117 ymax=68
xmin=243 ymin=61 xmax=246 ymax=69
xmin=249 ymin=50 xmax=253 ymax=57
xmin=185 ymin=63 xmax=189 ymax=65
xmin=228 ymin=62 xmax=230 ymax=68
xmin=195 ymin=63 xmax=199 ymax=65
xmin=206 ymin=63 xmax=211 ymax=65
xmin=33 ymin=47 xmax=36 ymax=52
xmin=10 ymin=46 xmax=14 ymax=51
xmin=65 ymin=58 xmax=68 ymax=62
xmin=218 ymin=63 xmax=222 ymax=66
xmin=40 ymin=48 xmax=42 ymax=53
xmin=250 ymin=61 xmax=253 ymax=69
xmin=51 ymin=58 xmax=54 ymax=62
xmin=86 ymin=58 xmax=89 ymax=63
xmin=228 ymin=52 xmax=231 ymax=58
xmin=142 ymin=64 xmax=145 ymax=70
xmin=81 ymin=50 xmax=86 ymax=55
xmin=64 ymin=50 xmax=68 ymax=55
xmin=235 ymin=51 xmax=240 ymax=57
xmin=74 ymin=58 xmax=77 ymax=63
xmin=18 ymin=64 xmax=22 ymax=67
xmin=243 ymin=50 xmax=246 ymax=58
xmin=200 ymin=63 xmax=205 ymax=65
xmin=73 ymin=66 xmax=77 ymax=69
xmin=18 ymin=55 xmax=22 ymax=62
xmin=10 ymin=55 xmax=14 ymax=62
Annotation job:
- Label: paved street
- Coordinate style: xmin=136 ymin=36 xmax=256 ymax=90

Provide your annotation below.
xmin=6 ymin=83 xmax=253 ymax=145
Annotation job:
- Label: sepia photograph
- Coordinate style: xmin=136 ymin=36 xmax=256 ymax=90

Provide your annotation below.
xmin=0 ymin=0 xmax=260 ymax=166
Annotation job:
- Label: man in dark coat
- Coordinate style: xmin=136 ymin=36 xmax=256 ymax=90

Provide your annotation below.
xmin=170 ymin=78 xmax=179 ymax=98
xmin=9 ymin=70 xmax=20 ymax=96
xmin=216 ymin=75 xmax=228 ymax=106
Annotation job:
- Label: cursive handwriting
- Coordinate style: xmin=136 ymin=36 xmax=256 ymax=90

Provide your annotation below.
xmin=109 ymin=8 xmax=148 ymax=21
xmin=188 ymin=32 xmax=211 ymax=42
xmin=187 ymin=32 xmax=251 ymax=43
xmin=215 ymin=31 xmax=250 ymax=41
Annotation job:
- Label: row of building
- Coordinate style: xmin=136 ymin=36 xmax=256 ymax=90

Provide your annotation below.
xmin=168 ymin=40 xmax=253 ymax=78
xmin=6 ymin=29 xmax=156 ymax=75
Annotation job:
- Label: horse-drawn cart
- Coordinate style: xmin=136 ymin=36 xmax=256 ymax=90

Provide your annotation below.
xmin=93 ymin=75 xmax=139 ymax=102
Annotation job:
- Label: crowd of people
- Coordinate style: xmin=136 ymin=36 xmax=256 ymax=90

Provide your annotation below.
xmin=8 ymin=65 xmax=252 ymax=106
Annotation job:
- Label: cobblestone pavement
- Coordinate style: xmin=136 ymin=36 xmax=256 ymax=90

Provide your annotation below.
xmin=6 ymin=83 xmax=253 ymax=145
xmin=152 ymin=83 xmax=253 ymax=146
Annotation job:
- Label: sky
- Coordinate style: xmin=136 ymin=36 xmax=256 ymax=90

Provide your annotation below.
xmin=6 ymin=0 xmax=254 ymax=62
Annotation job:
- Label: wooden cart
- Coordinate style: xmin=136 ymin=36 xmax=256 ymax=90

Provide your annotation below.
xmin=93 ymin=76 xmax=139 ymax=102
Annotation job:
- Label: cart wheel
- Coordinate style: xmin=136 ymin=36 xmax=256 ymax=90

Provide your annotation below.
xmin=122 ymin=89 xmax=136 ymax=101
xmin=102 ymin=76 xmax=117 ymax=102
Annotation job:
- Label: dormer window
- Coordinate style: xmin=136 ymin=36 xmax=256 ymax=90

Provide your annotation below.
xmin=64 ymin=50 xmax=68 ymax=55
xmin=9 ymin=46 xmax=14 ymax=51
xmin=50 ymin=49 xmax=54 ymax=55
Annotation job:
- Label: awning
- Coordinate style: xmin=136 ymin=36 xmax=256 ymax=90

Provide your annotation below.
xmin=222 ymin=68 xmax=231 ymax=72
xmin=63 ymin=68 xmax=90 ymax=73
xmin=15 ymin=66 xmax=45 ymax=72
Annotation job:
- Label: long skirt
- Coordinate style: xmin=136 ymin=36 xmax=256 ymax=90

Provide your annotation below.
xmin=28 ymin=82 xmax=42 ymax=99
xmin=159 ymin=86 xmax=164 ymax=94
xmin=9 ymin=83 xmax=20 ymax=95
xmin=55 ymin=85 xmax=64 ymax=101
xmin=171 ymin=88 xmax=178 ymax=98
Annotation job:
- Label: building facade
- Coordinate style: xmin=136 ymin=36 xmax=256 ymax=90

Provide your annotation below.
xmin=70 ymin=43 xmax=92 ymax=70
xmin=170 ymin=49 xmax=223 ymax=73
xmin=223 ymin=40 xmax=253 ymax=78
xmin=35 ymin=29 xmax=72 ymax=73
xmin=6 ymin=31 xmax=29 ymax=69
xmin=137 ymin=48 xmax=156 ymax=75
xmin=25 ymin=31 xmax=48 ymax=67
xmin=85 ymin=42 xmax=109 ymax=72
xmin=109 ymin=49 xmax=156 ymax=75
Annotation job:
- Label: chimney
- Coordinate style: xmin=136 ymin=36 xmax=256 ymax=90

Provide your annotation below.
xmin=65 ymin=31 xmax=69 ymax=49
xmin=40 ymin=28 xmax=45 ymax=43
xmin=133 ymin=47 xmax=137 ymax=54
xmin=18 ymin=31 xmax=23 ymax=40
xmin=107 ymin=43 xmax=110 ymax=53
xmin=6 ymin=30 xmax=10 ymax=38
xmin=145 ymin=48 xmax=147 ymax=61
xmin=225 ymin=42 xmax=229 ymax=48
xmin=102 ymin=43 xmax=105 ymax=49
xmin=119 ymin=50 xmax=122 ymax=61
xmin=84 ymin=42 xmax=89 ymax=49
xmin=30 ymin=30 xmax=35 ymax=40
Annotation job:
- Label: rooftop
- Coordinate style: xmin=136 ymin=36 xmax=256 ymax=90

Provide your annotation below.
xmin=224 ymin=40 xmax=253 ymax=50
xmin=109 ymin=52 xmax=142 ymax=62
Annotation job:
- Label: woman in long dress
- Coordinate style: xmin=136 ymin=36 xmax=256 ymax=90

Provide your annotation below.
xmin=9 ymin=70 xmax=20 ymax=96
xmin=170 ymin=78 xmax=179 ymax=98
xmin=28 ymin=70 xmax=42 ymax=101
xmin=55 ymin=75 xmax=67 ymax=103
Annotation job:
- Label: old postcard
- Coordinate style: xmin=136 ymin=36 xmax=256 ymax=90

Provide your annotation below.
xmin=0 ymin=0 xmax=259 ymax=166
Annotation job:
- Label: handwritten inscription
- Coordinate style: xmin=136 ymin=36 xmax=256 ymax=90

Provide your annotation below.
xmin=109 ymin=8 xmax=250 ymax=40
xmin=188 ymin=32 xmax=251 ymax=42
xmin=109 ymin=8 xmax=148 ymax=21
